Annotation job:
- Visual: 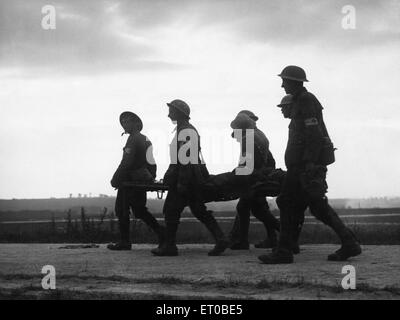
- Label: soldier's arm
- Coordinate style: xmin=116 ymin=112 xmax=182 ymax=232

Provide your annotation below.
xmin=299 ymin=94 xmax=324 ymax=164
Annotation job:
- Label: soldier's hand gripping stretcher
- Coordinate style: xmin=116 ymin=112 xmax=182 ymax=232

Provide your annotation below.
xmin=121 ymin=180 xmax=168 ymax=199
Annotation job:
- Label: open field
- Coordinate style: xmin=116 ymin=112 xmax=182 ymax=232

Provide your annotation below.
xmin=1 ymin=208 xmax=400 ymax=244
xmin=2 ymin=207 xmax=400 ymax=222
xmin=0 ymin=244 xmax=399 ymax=300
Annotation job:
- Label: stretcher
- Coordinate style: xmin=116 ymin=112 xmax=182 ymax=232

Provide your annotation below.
xmin=121 ymin=169 xmax=286 ymax=202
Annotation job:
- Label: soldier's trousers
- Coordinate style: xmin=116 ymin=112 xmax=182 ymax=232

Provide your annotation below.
xmin=163 ymin=187 xmax=226 ymax=243
xmin=276 ymin=166 xmax=354 ymax=252
xmin=115 ymin=188 xmax=163 ymax=244
xmin=229 ymin=197 xmax=279 ymax=244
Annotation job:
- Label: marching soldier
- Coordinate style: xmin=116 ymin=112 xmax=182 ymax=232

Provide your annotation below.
xmin=151 ymin=99 xmax=230 ymax=256
xmin=276 ymin=95 xmax=304 ymax=254
xmin=108 ymin=111 xmax=165 ymax=250
xmin=229 ymin=111 xmax=280 ymax=250
xmin=259 ymin=66 xmax=361 ymax=264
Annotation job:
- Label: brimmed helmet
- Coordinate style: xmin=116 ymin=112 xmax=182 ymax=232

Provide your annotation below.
xmin=238 ymin=110 xmax=258 ymax=121
xmin=277 ymin=94 xmax=294 ymax=107
xmin=119 ymin=111 xmax=143 ymax=131
xmin=166 ymin=99 xmax=190 ymax=117
xmin=278 ymin=65 xmax=309 ymax=82
xmin=230 ymin=113 xmax=256 ymax=130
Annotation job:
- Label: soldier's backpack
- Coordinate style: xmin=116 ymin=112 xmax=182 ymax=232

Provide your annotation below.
xmin=317 ymin=113 xmax=336 ymax=166
xmin=319 ymin=136 xmax=336 ymax=166
xmin=311 ymin=94 xmax=337 ymax=166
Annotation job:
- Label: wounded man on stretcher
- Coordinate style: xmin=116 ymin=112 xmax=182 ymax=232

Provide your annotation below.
xmin=122 ymin=168 xmax=286 ymax=201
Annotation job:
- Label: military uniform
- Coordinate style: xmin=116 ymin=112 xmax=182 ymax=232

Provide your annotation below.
xmin=229 ymin=127 xmax=280 ymax=249
xmin=154 ymin=120 xmax=229 ymax=256
xmin=110 ymin=132 xmax=164 ymax=248
xmin=260 ymin=87 xmax=360 ymax=262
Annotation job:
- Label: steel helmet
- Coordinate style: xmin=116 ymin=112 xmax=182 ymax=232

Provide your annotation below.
xmin=238 ymin=110 xmax=258 ymax=121
xmin=166 ymin=99 xmax=191 ymax=117
xmin=230 ymin=113 xmax=256 ymax=130
xmin=119 ymin=111 xmax=143 ymax=131
xmin=277 ymin=94 xmax=293 ymax=107
xmin=278 ymin=65 xmax=309 ymax=82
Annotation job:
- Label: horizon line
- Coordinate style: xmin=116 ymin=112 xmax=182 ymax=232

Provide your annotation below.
xmin=1 ymin=196 xmax=400 ymax=201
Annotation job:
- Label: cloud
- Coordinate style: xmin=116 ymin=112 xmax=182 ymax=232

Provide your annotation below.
xmin=170 ymin=0 xmax=400 ymax=49
xmin=110 ymin=0 xmax=400 ymax=47
xmin=0 ymin=0 xmax=398 ymax=78
xmin=0 ymin=0 xmax=182 ymax=76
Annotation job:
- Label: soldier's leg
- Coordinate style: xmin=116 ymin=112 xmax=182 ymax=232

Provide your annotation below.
xmin=151 ymin=188 xmax=185 ymax=256
xmin=258 ymin=168 xmax=304 ymax=263
xmin=309 ymin=197 xmax=361 ymax=261
xmin=189 ymin=200 xmax=229 ymax=256
xmin=132 ymin=190 xmax=165 ymax=247
xmin=230 ymin=198 xmax=251 ymax=250
xmin=287 ymin=197 xmax=307 ymax=254
xmin=229 ymin=214 xmax=241 ymax=243
xmin=107 ymin=188 xmax=132 ymax=250
xmin=251 ymin=197 xmax=279 ymax=249
xmin=303 ymin=166 xmax=361 ymax=261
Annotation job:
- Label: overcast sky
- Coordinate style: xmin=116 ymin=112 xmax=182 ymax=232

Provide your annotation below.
xmin=0 ymin=0 xmax=399 ymax=199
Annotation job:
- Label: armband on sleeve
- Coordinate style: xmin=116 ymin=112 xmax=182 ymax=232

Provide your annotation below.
xmin=304 ymin=118 xmax=319 ymax=126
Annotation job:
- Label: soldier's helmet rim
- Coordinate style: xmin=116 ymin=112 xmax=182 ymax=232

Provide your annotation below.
xmin=278 ymin=65 xmax=309 ymax=82
xmin=119 ymin=111 xmax=143 ymax=131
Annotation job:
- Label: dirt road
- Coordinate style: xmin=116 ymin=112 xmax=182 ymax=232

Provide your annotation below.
xmin=0 ymin=244 xmax=399 ymax=299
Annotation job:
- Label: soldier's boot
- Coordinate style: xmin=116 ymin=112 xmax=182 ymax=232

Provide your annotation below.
xmin=327 ymin=242 xmax=362 ymax=261
xmin=151 ymin=223 xmax=178 ymax=256
xmin=140 ymin=212 xmax=166 ymax=248
xmin=201 ymin=215 xmax=229 ymax=256
xmin=313 ymin=203 xmax=362 ymax=261
xmin=258 ymin=247 xmax=293 ymax=264
xmin=258 ymin=207 xmax=294 ymax=264
xmin=230 ymin=214 xmax=250 ymax=250
xmin=107 ymin=215 xmax=131 ymax=250
xmin=326 ymin=220 xmax=361 ymax=261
